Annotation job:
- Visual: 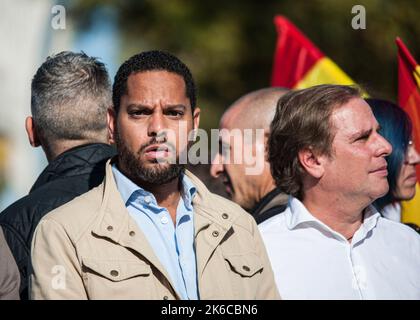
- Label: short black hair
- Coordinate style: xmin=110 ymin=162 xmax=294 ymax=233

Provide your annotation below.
xmin=112 ymin=50 xmax=196 ymax=113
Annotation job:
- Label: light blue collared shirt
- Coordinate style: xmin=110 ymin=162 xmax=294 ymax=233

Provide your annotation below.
xmin=111 ymin=164 xmax=198 ymax=300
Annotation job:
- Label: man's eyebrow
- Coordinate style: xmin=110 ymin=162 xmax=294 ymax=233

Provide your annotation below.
xmin=163 ymin=104 xmax=187 ymax=110
xmin=125 ymin=104 xmax=187 ymax=110
xmin=126 ymin=103 xmax=151 ymax=109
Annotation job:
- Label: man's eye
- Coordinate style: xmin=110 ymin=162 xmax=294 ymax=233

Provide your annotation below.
xmin=167 ymin=110 xmax=183 ymax=117
xmin=356 ymin=135 xmax=369 ymax=141
xmin=129 ymin=110 xmax=149 ymax=116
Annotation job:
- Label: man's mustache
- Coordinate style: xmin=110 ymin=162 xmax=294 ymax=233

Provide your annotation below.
xmin=138 ymin=136 xmax=176 ymax=154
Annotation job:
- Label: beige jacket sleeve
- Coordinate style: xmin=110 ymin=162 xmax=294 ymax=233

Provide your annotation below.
xmin=0 ymin=227 xmax=20 ymax=300
xmin=30 ymin=218 xmax=87 ymax=300
xmin=251 ymin=219 xmax=281 ymax=299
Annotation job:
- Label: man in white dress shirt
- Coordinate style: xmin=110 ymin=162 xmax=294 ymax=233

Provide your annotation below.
xmin=261 ymin=84 xmax=420 ymax=299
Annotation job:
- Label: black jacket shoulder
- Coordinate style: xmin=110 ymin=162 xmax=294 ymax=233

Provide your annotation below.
xmin=0 ymin=143 xmax=116 ymax=298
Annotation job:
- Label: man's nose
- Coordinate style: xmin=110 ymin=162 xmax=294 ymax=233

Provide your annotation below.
xmin=210 ymin=152 xmax=223 ymax=178
xmin=148 ymin=112 xmax=164 ymax=136
xmin=376 ymin=133 xmax=393 ymax=157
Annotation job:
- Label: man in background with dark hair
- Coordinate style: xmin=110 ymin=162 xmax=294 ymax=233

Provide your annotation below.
xmin=261 ymin=84 xmax=420 ymax=299
xmin=30 ymin=50 xmax=279 ymax=300
xmin=0 ymin=51 xmax=116 ymax=299
xmin=210 ymin=87 xmax=289 ymax=224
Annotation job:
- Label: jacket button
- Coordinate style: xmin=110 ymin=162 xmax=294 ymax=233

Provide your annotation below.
xmin=110 ymin=270 xmax=119 ymax=277
xmin=129 ymin=231 xmax=135 ymax=237
xmin=242 ymin=265 xmax=250 ymax=272
xmin=212 ymin=230 xmax=219 ymax=237
xmin=163 ymin=296 xmax=169 ymax=300
xmin=107 ymin=225 xmax=113 ymax=232
xmin=222 ymin=213 xmax=229 ymax=219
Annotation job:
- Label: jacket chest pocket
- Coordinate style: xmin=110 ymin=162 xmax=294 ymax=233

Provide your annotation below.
xmin=82 ymin=258 xmax=156 ymax=299
xmin=224 ymin=253 xmax=264 ymax=277
xmin=223 ymin=252 xmax=264 ymax=299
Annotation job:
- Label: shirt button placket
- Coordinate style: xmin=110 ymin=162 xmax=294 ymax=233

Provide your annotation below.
xmin=348 ymin=246 xmax=363 ymax=299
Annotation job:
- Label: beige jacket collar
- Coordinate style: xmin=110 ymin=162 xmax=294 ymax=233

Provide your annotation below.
xmin=91 ymin=160 xmax=239 ymax=296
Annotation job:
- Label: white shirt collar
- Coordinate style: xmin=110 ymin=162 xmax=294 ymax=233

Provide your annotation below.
xmin=286 ymin=196 xmax=381 ymax=243
xmin=286 ymin=196 xmax=319 ymax=230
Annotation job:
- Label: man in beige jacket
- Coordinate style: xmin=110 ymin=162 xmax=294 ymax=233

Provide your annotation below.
xmin=30 ymin=50 xmax=279 ymax=300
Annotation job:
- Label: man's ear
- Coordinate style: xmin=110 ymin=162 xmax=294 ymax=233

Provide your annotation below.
xmin=25 ymin=116 xmax=41 ymax=148
xmin=107 ymin=107 xmax=117 ymax=144
xmin=191 ymin=107 xmax=200 ymax=140
xmin=193 ymin=107 xmax=200 ymax=130
xmin=298 ymin=147 xmax=325 ymax=179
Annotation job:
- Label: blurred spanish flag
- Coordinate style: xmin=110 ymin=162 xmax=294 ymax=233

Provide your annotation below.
xmin=397 ymin=38 xmax=420 ymax=220
xmin=270 ymin=16 xmax=355 ymax=88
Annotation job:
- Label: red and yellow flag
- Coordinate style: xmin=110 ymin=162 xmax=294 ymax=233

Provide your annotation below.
xmin=271 ymin=16 xmax=354 ymax=88
xmin=397 ymin=38 xmax=420 ymax=219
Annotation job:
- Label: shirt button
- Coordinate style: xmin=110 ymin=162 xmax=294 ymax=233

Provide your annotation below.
xmin=110 ymin=270 xmax=119 ymax=277
xmin=212 ymin=230 xmax=219 ymax=237
xmin=163 ymin=295 xmax=169 ymax=300
xmin=222 ymin=213 xmax=229 ymax=219
xmin=144 ymin=195 xmax=152 ymax=204
xmin=129 ymin=231 xmax=135 ymax=237
xmin=107 ymin=225 xmax=113 ymax=232
xmin=161 ymin=216 xmax=169 ymax=224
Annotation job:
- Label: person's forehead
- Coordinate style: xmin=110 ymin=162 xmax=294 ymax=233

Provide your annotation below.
xmin=125 ymin=70 xmax=188 ymax=99
xmin=219 ymin=118 xmax=246 ymax=147
xmin=331 ymin=98 xmax=374 ymax=132
xmin=220 ymin=98 xmax=252 ymax=130
xmin=220 ymin=106 xmax=238 ymax=129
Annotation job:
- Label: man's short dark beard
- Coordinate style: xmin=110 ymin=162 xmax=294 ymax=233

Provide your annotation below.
xmin=115 ymin=134 xmax=185 ymax=186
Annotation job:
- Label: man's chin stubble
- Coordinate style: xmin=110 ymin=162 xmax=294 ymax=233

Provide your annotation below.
xmin=123 ymin=157 xmax=184 ymax=185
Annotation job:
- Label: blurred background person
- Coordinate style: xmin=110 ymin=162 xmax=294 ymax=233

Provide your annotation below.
xmin=0 ymin=51 xmax=116 ymax=299
xmin=0 ymin=1 xmax=119 ymax=211
xmin=367 ymin=98 xmax=420 ymax=231
xmin=210 ymin=87 xmax=289 ymax=223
